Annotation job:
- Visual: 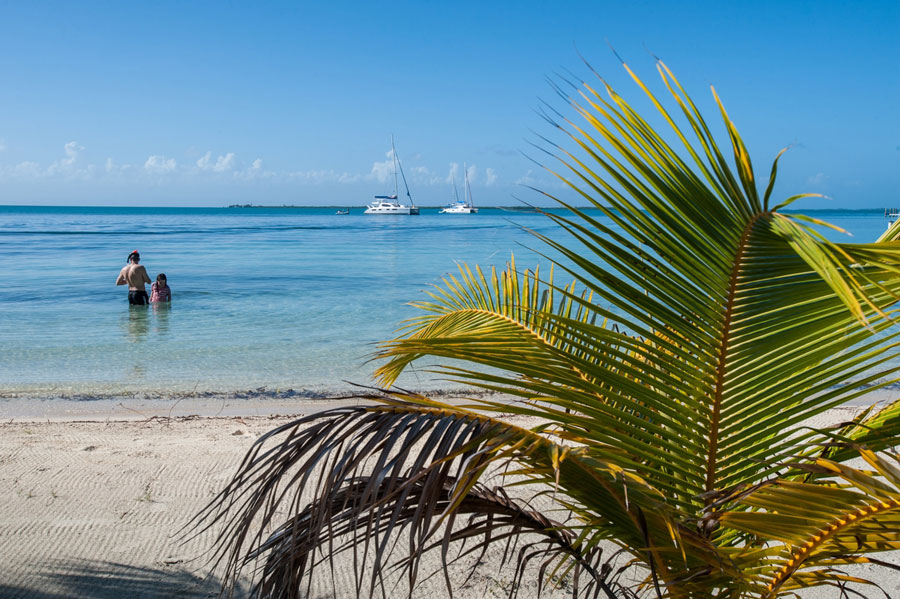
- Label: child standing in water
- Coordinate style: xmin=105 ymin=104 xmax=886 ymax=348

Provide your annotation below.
xmin=149 ymin=273 xmax=172 ymax=303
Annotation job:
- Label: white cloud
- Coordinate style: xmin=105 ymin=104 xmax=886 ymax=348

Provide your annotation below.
xmin=42 ymin=141 xmax=95 ymax=179
xmin=367 ymin=149 xmax=396 ymax=184
xmin=214 ymin=153 xmax=235 ymax=172
xmin=1 ymin=142 xmax=497 ymax=191
xmin=144 ymin=155 xmax=177 ymax=174
xmin=105 ymin=158 xmax=134 ymax=173
xmin=286 ymin=169 xmax=360 ymax=184
xmin=513 ymin=168 xmax=564 ymax=190
xmin=236 ymin=158 xmax=268 ymax=180
xmin=48 ymin=141 xmax=80 ymax=172
xmin=448 ymin=163 xmax=497 ymax=187
xmin=806 ymin=172 xmax=828 ymax=185
xmin=14 ymin=161 xmax=41 ymax=177
xmin=409 ymin=165 xmax=443 ymax=185
xmin=367 ymin=159 xmax=493 ymax=188
xmin=232 ymin=158 xmax=267 ymax=181
xmin=445 ymin=162 xmax=460 ymax=184
xmin=197 ymin=151 xmax=236 ymax=172
xmin=515 ymin=169 xmax=539 ymax=186
xmin=196 ymin=151 xmax=212 ymax=170
xmin=62 ymin=141 xmax=82 ymax=164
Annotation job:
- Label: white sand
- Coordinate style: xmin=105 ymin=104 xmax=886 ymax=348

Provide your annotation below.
xmin=0 ymin=397 xmax=897 ymax=598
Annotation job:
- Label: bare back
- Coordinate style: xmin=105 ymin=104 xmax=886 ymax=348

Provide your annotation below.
xmin=116 ymin=264 xmax=152 ymax=291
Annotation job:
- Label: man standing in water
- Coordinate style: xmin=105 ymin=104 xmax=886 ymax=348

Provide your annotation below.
xmin=116 ymin=250 xmax=152 ymax=305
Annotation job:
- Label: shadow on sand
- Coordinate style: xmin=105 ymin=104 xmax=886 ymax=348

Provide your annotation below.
xmin=0 ymin=560 xmax=248 ymax=599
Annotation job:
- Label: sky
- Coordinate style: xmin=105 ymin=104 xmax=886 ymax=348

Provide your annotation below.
xmin=0 ymin=0 xmax=897 ymax=208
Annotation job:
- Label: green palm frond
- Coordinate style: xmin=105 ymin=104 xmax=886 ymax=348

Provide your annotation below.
xmin=379 ymin=62 xmax=900 ymax=492
xmin=371 ymin=60 xmax=900 ymax=592
xmin=771 ymin=398 xmax=900 ymax=480
xmin=200 ymin=57 xmax=900 ymax=598
xmin=718 ymin=449 xmax=900 ymax=597
xmin=877 ymin=215 xmax=900 ymax=242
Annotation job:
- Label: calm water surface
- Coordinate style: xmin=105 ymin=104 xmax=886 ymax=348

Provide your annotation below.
xmin=1 ymin=206 xmax=567 ymax=396
xmin=0 ymin=206 xmax=890 ymax=397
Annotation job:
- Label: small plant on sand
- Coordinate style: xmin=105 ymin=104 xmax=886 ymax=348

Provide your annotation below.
xmin=194 ymin=59 xmax=900 ymax=598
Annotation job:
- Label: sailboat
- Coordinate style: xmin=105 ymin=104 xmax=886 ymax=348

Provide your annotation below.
xmin=439 ymin=164 xmax=478 ymax=214
xmin=365 ymin=136 xmax=419 ymax=215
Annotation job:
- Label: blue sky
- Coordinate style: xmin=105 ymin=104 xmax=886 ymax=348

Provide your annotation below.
xmin=0 ymin=1 xmax=897 ymax=207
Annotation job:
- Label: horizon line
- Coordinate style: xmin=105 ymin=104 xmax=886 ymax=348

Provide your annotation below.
xmin=0 ymin=203 xmax=893 ymax=213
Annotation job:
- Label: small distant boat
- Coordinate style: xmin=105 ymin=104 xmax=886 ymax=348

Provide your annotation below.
xmin=440 ymin=164 xmax=478 ymax=214
xmin=886 ymin=208 xmax=900 ymax=230
xmin=335 ymin=208 xmax=350 ymax=215
xmin=365 ymin=136 xmax=419 ymax=215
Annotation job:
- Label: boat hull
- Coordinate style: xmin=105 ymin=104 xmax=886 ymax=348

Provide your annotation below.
xmin=439 ymin=205 xmax=478 ymax=214
xmin=364 ymin=204 xmax=419 ymax=215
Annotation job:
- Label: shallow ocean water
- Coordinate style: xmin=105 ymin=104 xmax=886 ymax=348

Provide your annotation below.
xmin=0 ymin=205 xmax=891 ymax=397
xmin=1 ymin=206 xmax=569 ymax=396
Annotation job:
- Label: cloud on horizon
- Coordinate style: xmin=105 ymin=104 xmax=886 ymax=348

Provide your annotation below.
xmin=1 ymin=141 xmax=505 ymax=189
xmin=196 ymin=151 xmax=236 ymax=173
xmin=367 ymin=149 xmax=396 ymax=184
xmin=144 ymin=155 xmax=177 ymax=174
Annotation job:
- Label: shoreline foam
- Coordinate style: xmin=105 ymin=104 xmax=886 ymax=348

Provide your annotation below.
xmin=2 ymin=385 xmax=895 ymax=423
xmin=0 ymin=388 xmax=511 ymax=422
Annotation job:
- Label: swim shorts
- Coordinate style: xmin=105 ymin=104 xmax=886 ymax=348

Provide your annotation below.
xmin=128 ymin=290 xmax=149 ymax=305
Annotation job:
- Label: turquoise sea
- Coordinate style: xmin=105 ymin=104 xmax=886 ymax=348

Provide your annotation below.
xmin=0 ymin=206 xmax=892 ymax=398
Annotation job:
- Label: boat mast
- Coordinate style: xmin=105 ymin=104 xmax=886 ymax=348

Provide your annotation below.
xmin=393 ymin=136 xmax=414 ymax=207
xmin=391 ymin=135 xmax=399 ymax=200
xmin=464 ymin=163 xmax=473 ymax=208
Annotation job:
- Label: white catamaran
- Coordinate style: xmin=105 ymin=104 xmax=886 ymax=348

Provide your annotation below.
xmin=439 ymin=164 xmax=477 ymax=214
xmin=365 ymin=136 xmax=419 ymax=215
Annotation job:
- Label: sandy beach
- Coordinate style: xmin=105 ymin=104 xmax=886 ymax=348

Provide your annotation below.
xmin=1 ymin=396 xmax=898 ymax=599
xmin=0 ymin=396 xmax=581 ymax=599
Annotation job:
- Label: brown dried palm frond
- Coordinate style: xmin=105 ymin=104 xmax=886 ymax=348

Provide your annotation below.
xmin=189 ymin=400 xmax=653 ymax=598
xmin=247 ymin=476 xmax=636 ymax=599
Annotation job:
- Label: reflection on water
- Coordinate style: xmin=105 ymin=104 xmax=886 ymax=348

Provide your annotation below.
xmin=152 ymin=302 xmax=171 ymax=335
xmin=123 ymin=306 xmax=150 ymax=342
xmin=122 ymin=303 xmax=172 ymax=342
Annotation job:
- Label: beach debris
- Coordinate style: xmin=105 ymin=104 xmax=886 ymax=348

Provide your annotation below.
xmin=161 ymin=558 xmax=184 ymax=566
